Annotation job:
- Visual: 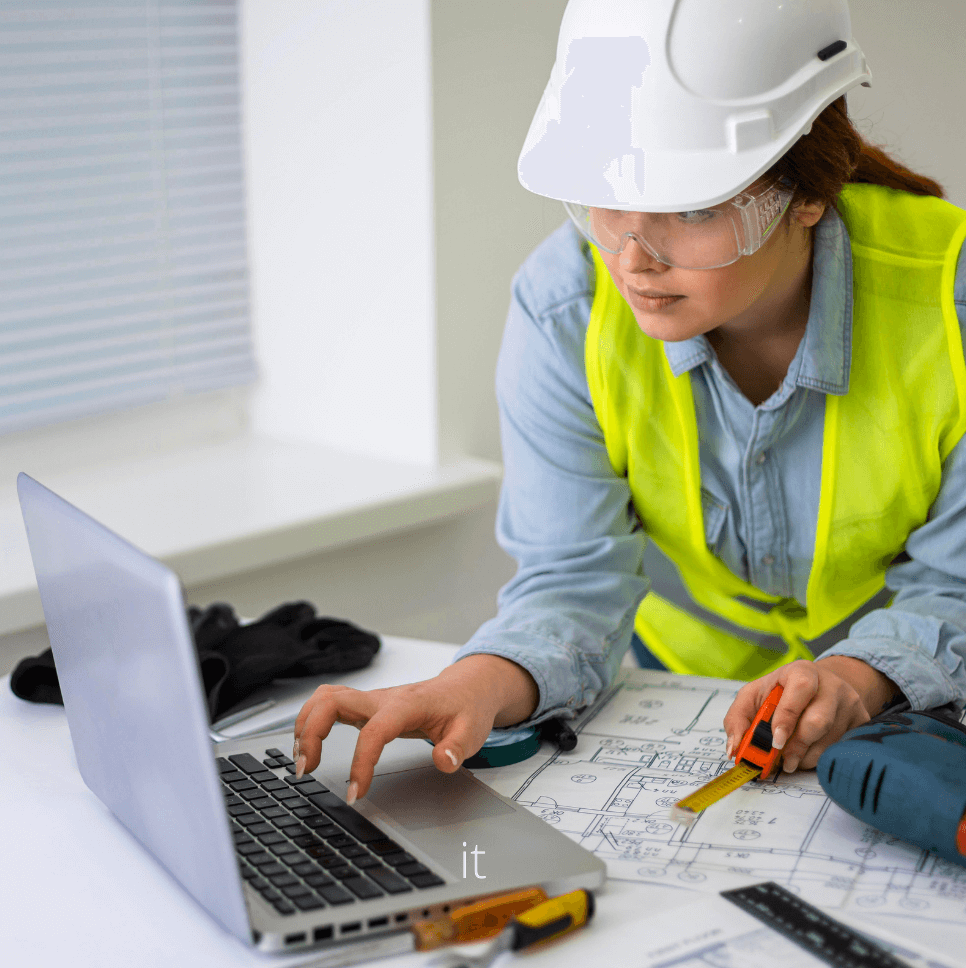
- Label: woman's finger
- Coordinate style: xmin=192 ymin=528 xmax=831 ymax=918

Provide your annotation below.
xmin=723 ymin=673 xmax=781 ymax=756
xmin=296 ymin=686 xmax=380 ymax=774
xmin=765 ymin=661 xmax=821 ymax=751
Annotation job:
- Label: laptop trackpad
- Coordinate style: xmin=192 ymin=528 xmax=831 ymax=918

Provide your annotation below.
xmin=365 ymin=767 xmax=514 ymax=830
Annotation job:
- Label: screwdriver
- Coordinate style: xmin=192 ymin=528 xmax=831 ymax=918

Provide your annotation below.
xmin=411 ymin=886 xmax=549 ymax=950
xmin=431 ymin=889 xmax=595 ymax=968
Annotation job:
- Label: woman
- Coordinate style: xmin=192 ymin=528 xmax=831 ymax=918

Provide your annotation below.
xmin=293 ymin=0 xmax=966 ymax=802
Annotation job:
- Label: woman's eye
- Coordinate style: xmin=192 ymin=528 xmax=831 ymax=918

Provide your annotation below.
xmin=678 ymin=209 xmax=715 ymax=224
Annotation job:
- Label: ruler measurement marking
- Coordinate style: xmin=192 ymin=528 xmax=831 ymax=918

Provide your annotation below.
xmin=720 ymin=882 xmax=908 ymax=968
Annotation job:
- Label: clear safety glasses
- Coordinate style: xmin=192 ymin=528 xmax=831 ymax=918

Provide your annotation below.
xmin=563 ymin=180 xmax=797 ymax=270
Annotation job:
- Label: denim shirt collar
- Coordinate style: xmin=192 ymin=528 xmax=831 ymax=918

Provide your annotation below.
xmin=662 ymin=205 xmax=853 ymax=397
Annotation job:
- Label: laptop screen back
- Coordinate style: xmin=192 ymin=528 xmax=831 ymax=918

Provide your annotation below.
xmin=17 ymin=473 xmax=251 ymax=944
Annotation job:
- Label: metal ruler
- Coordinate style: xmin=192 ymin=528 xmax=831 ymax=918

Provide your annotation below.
xmin=720 ymin=882 xmax=908 ymax=968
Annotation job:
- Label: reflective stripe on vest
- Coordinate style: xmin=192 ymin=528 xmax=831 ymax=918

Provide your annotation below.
xmin=585 ymin=184 xmax=966 ymax=680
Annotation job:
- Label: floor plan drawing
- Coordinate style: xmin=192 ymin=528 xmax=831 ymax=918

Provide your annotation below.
xmin=477 ymin=670 xmax=966 ymax=927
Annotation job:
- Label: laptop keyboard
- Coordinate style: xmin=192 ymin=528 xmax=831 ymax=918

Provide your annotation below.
xmin=218 ymin=749 xmax=446 ymax=917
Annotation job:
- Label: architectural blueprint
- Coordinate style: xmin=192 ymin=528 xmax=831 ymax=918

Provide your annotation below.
xmin=476 ymin=669 xmax=966 ymax=928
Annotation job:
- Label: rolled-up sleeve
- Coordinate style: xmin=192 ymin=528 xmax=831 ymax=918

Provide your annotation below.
xmin=452 ymin=225 xmax=649 ymax=725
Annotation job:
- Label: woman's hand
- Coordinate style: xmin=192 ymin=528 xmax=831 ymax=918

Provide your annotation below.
xmin=292 ymin=654 xmax=539 ymax=804
xmin=722 ymin=656 xmax=900 ymax=774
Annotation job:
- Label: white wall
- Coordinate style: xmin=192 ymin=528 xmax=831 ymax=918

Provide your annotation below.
xmin=847 ymin=0 xmax=965 ymax=209
xmin=242 ymin=0 xmax=439 ymax=465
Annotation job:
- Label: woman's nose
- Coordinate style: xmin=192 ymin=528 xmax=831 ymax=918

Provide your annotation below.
xmin=618 ymin=233 xmax=670 ymax=273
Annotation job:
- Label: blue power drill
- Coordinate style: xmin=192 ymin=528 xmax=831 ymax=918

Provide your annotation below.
xmin=816 ymin=707 xmax=966 ymax=867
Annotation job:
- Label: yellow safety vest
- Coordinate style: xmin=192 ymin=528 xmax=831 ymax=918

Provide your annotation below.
xmin=585 ymin=184 xmax=966 ymax=680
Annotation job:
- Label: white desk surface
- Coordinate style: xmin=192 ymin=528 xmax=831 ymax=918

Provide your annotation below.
xmin=3 ymin=636 xmax=964 ymax=967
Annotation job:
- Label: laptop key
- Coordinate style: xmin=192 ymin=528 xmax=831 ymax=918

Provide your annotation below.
xmin=235 ymin=813 xmax=261 ymax=826
xmin=305 ymin=819 xmax=341 ymax=834
xmin=339 ymin=844 xmax=368 ymax=859
xmin=220 ymin=770 xmax=246 ymax=783
xmin=305 ymin=846 xmax=335 ymax=861
xmin=250 ymin=770 xmax=275 ymax=783
xmin=366 ymin=867 xmax=413 ymax=894
xmin=330 ymin=866 xmax=358 ymax=881
xmin=216 ymin=757 xmax=236 ymax=773
xmin=257 ymin=831 xmax=286 ymax=846
xmin=292 ymin=895 xmax=326 ymax=911
xmin=368 ymin=838 xmax=403 ymax=855
xmin=291 ymin=861 xmax=319 ymax=876
xmin=313 ymin=805 xmax=388 ymax=844
xmin=228 ymin=779 xmax=257 ymax=792
xmin=265 ymin=748 xmax=286 ymax=758
xmin=351 ymin=855 xmax=383 ymax=870
xmin=280 ymin=884 xmax=312 ymax=899
xmin=272 ymin=900 xmax=297 ymax=915
xmin=317 ymin=885 xmax=355 ymax=905
xmin=245 ymin=851 xmax=274 ymax=866
xmin=239 ymin=788 xmax=267 ymax=801
xmin=249 ymin=797 xmax=276 ymax=810
xmin=259 ymin=862 xmax=286 ymax=877
xmin=228 ymin=804 xmax=253 ymax=817
xmin=247 ymin=822 xmax=275 ymax=836
xmin=260 ymin=779 xmax=288 ymax=792
xmin=342 ymin=877 xmax=384 ymax=900
xmin=293 ymin=780 xmax=328 ymax=796
xmin=285 ymin=774 xmax=324 ymax=787
xmin=272 ymin=815 xmax=301 ymax=829
xmin=326 ymin=834 xmax=355 ymax=850
xmin=236 ymin=842 xmax=262 ymax=856
xmin=293 ymin=834 xmax=324 ymax=848
xmin=224 ymin=794 xmax=244 ymax=807
xmin=249 ymin=877 xmax=268 ymax=890
xmin=268 ymin=873 xmax=299 ymax=888
xmin=268 ymin=842 xmax=299 ymax=857
xmin=397 ymin=862 xmax=431 ymax=878
xmin=228 ymin=753 xmax=267 ymax=774
xmin=304 ymin=873 xmax=335 ymax=888
xmin=292 ymin=806 xmax=323 ymax=819
xmin=409 ymin=873 xmax=446 ymax=889
xmin=381 ymin=851 xmax=416 ymax=867
xmin=262 ymin=806 xmax=288 ymax=820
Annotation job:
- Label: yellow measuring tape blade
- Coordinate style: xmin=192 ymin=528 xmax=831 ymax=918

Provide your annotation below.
xmin=671 ymin=762 xmax=762 ymax=823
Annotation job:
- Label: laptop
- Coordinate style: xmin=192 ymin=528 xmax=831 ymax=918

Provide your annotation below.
xmin=16 ymin=472 xmax=604 ymax=955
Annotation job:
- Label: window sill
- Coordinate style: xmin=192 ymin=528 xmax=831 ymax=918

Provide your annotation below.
xmin=0 ymin=433 xmax=502 ymax=637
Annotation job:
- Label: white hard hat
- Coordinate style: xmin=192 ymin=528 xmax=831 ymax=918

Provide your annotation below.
xmin=518 ymin=0 xmax=872 ymax=212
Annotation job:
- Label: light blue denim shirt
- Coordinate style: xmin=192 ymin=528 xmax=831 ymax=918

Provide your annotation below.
xmin=454 ymin=203 xmax=966 ymax=724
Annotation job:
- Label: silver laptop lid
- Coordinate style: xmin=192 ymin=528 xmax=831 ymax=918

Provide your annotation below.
xmin=17 ymin=473 xmax=251 ymax=944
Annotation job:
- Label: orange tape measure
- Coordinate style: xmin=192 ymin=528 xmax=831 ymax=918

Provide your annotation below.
xmin=672 ymin=684 xmax=784 ymax=822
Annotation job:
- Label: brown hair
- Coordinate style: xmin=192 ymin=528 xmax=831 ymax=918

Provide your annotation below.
xmin=766 ymin=96 xmax=946 ymax=213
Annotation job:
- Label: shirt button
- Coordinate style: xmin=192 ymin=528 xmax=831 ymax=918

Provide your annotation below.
xmin=755 ymin=451 xmax=768 ymax=465
xmin=761 ymin=554 xmax=775 ymax=566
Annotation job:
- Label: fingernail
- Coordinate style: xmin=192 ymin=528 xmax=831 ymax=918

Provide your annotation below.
xmin=295 ymin=755 xmax=306 ymax=779
xmin=772 ymin=727 xmax=787 ymax=750
xmin=725 ymin=737 xmax=734 ymax=760
xmin=346 ymin=781 xmax=358 ymax=806
xmin=444 ymin=748 xmax=459 ymax=768
xmin=293 ymin=737 xmax=301 ymax=760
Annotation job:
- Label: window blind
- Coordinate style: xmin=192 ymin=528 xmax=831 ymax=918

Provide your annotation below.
xmin=0 ymin=0 xmax=257 ymax=436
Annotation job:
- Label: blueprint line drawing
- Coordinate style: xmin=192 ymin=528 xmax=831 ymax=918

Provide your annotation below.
xmin=476 ymin=670 xmax=966 ymax=926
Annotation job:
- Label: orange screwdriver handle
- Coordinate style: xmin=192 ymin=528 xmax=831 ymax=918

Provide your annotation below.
xmin=733 ymin=684 xmax=784 ymax=779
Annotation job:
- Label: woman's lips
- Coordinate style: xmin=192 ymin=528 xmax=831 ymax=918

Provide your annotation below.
xmin=627 ymin=287 xmax=684 ymax=310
